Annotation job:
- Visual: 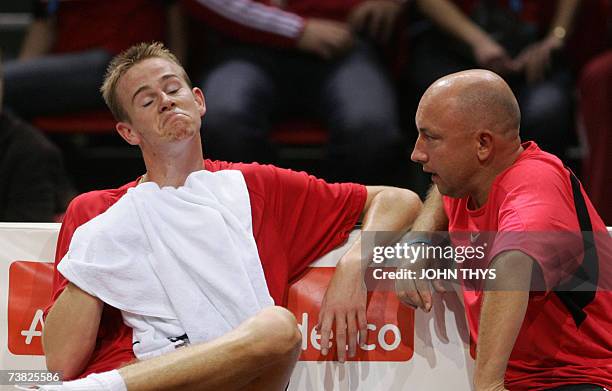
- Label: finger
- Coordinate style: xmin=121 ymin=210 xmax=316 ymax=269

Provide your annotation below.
xmin=357 ymin=309 xmax=368 ymax=348
xmin=415 ymin=278 xmax=433 ymax=312
xmin=335 ymin=313 xmax=347 ymax=362
xmin=327 ymin=32 xmax=352 ymax=57
xmin=432 ymin=278 xmax=447 ymax=293
xmin=398 ymin=279 xmax=424 ymax=309
xmin=346 ymin=311 xmax=357 ymax=358
xmin=318 ymin=311 xmax=334 ymax=356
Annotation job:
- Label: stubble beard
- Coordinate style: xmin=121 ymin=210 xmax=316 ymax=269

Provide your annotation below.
xmin=162 ymin=115 xmax=195 ymax=141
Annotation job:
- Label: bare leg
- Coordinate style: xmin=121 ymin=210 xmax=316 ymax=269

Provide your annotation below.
xmin=119 ymin=306 xmax=301 ymax=391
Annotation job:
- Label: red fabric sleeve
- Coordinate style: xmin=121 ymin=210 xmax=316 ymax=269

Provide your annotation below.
xmin=490 ymin=165 xmax=584 ymax=290
xmin=43 ymin=185 xmax=138 ymax=378
xmin=181 ymin=0 xmax=304 ymax=48
xmin=246 ymin=164 xmax=367 ymax=279
xmin=44 ymin=193 xmax=104 ymax=319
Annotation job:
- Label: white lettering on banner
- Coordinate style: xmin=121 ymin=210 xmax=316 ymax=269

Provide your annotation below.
xmin=21 ymin=309 xmax=44 ymax=345
xmin=298 ymin=313 xmax=402 ymax=352
xmin=378 ymin=324 xmax=401 ymax=351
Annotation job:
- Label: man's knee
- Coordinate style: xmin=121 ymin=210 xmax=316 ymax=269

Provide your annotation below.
xmin=253 ymin=306 xmax=301 ymax=359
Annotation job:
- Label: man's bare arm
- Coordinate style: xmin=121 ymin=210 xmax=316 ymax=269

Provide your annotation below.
xmin=166 ymin=2 xmax=188 ymax=65
xmin=395 ymin=185 xmax=448 ymax=311
xmin=19 ymin=18 xmax=55 ymax=60
xmin=411 ymin=185 xmax=448 ymax=232
xmin=512 ymin=0 xmax=579 ymax=82
xmin=474 ymin=250 xmax=533 ymax=391
xmin=415 ymin=0 xmax=512 ymax=73
xmin=318 ymin=185 xmax=422 ymax=362
xmin=43 ymin=283 xmax=103 ymax=379
xmin=416 ymin=0 xmax=486 ymax=47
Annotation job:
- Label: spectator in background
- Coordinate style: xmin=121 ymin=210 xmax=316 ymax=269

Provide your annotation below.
xmin=405 ymin=0 xmax=610 ymax=160
xmin=183 ymin=0 xmax=406 ymax=184
xmin=2 ymin=0 xmax=184 ymax=118
xmin=578 ymin=50 xmax=612 ymax=225
xmin=0 ymin=59 xmax=72 ymax=221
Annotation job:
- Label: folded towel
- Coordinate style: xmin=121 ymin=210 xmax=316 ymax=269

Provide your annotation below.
xmin=58 ymin=169 xmax=274 ymax=359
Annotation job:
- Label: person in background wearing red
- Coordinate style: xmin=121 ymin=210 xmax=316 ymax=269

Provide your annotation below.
xmin=2 ymin=0 xmax=184 ymax=118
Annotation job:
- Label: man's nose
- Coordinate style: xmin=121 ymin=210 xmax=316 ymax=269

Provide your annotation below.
xmin=159 ymin=93 xmax=176 ymax=112
xmin=410 ymin=137 xmax=427 ymax=164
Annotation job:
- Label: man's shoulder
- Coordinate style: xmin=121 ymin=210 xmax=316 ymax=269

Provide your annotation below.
xmin=205 ymin=159 xmax=299 ymax=190
xmin=63 ymin=181 xmax=138 ymax=228
xmin=206 ymin=159 xmax=277 ymax=176
xmin=497 ymin=145 xmax=569 ymax=194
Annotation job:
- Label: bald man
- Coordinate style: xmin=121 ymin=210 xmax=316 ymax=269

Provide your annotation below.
xmin=397 ymin=70 xmax=612 ymax=391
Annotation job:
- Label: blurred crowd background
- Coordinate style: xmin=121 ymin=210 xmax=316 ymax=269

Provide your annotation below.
xmin=0 ymin=0 xmax=610 ymax=224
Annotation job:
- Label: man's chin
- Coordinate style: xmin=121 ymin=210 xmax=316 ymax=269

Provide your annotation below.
xmin=170 ymin=129 xmax=195 ymax=142
xmin=162 ymin=123 xmax=197 ymax=142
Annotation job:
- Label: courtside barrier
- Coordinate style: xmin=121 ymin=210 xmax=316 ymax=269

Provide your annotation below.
xmin=1 ymin=223 xmax=476 ymax=390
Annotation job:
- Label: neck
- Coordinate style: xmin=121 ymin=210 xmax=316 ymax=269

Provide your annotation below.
xmin=469 ymin=139 xmax=524 ymax=209
xmin=140 ymin=137 xmax=204 ymax=188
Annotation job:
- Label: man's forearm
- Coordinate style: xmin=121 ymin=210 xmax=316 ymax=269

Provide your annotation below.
xmin=547 ymin=0 xmax=579 ymax=41
xmin=318 ymin=186 xmax=421 ymax=360
xmin=166 ymin=3 xmax=188 ymax=65
xmin=411 ymin=185 xmax=448 ymax=232
xmin=19 ymin=19 xmax=55 ymax=60
xmin=340 ymin=186 xmax=422 ymax=270
xmin=43 ymin=283 xmax=103 ymax=379
xmin=475 ymin=251 xmax=532 ymax=390
xmin=416 ymin=0 xmax=490 ymax=47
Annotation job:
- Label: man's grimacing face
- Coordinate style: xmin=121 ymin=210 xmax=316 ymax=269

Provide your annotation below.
xmin=115 ymin=57 xmax=205 ymax=149
xmin=411 ymin=94 xmax=481 ymax=199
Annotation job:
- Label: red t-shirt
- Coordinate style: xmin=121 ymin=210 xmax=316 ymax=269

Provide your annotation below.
xmin=45 ymin=160 xmax=366 ymax=378
xmin=444 ymin=142 xmax=612 ymax=390
xmin=36 ymin=0 xmax=167 ymax=55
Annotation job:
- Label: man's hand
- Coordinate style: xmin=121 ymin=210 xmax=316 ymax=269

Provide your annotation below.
xmin=471 ymin=35 xmax=515 ymax=76
xmin=317 ymin=186 xmax=422 ymax=362
xmin=348 ymin=0 xmax=403 ymax=43
xmin=512 ymin=35 xmax=563 ymax=83
xmin=317 ymin=259 xmax=368 ymax=362
xmin=297 ymin=18 xmax=354 ymax=59
xmin=394 ymin=186 xmax=448 ymax=312
xmin=395 ymin=247 xmax=447 ymax=312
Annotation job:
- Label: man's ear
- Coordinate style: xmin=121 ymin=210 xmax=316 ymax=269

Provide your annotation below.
xmin=476 ymin=130 xmax=493 ymax=162
xmin=116 ymin=121 xmax=141 ymax=145
xmin=192 ymin=87 xmax=206 ymax=117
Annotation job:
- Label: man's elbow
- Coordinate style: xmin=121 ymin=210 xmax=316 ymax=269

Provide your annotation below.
xmin=42 ymin=319 xmax=94 ymax=379
xmin=380 ymin=187 xmax=424 ymax=227
xmin=45 ymin=354 xmax=84 ymax=380
xmin=43 ymin=332 xmax=88 ymax=379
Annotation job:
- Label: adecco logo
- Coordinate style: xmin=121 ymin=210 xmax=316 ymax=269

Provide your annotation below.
xmin=287 ymin=267 xmax=414 ymax=361
xmin=8 ymin=261 xmax=54 ymax=355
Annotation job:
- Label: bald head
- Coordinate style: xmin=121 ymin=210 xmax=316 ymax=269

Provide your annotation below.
xmin=420 ymin=70 xmax=520 ymax=137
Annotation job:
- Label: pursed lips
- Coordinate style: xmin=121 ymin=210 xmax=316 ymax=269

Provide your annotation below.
xmin=162 ymin=111 xmax=186 ymax=126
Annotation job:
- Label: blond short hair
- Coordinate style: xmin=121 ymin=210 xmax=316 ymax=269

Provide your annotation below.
xmin=101 ymin=42 xmax=192 ymax=121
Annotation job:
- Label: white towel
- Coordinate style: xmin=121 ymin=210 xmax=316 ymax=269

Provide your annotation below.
xmin=58 ymin=170 xmax=274 ymax=359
